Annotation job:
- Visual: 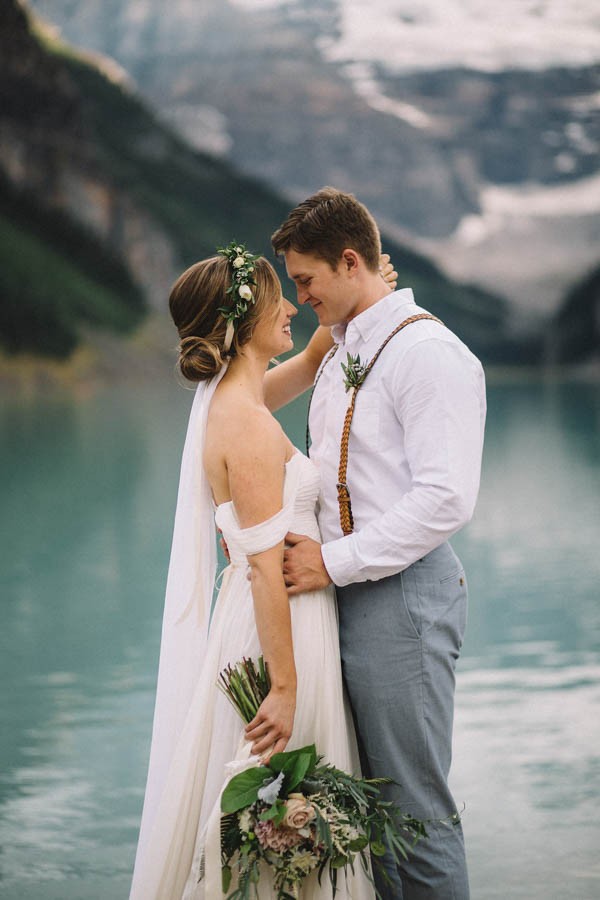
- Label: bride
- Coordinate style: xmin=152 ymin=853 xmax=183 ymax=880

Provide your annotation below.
xmin=129 ymin=245 xmax=394 ymax=899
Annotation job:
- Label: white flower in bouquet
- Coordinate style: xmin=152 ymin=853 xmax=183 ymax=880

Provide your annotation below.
xmin=233 ymin=256 xmax=245 ymax=268
xmin=238 ymin=283 xmax=253 ymax=301
xmin=289 ymin=847 xmax=319 ymax=876
xmin=238 ymin=808 xmax=253 ymax=834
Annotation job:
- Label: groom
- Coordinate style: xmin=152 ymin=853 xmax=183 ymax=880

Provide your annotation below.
xmin=271 ymin=188 xmax=486 ymax=899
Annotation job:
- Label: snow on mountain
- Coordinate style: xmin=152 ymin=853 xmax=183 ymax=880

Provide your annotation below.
xmin=416 ymin=171 xmax=600 ymax=320
xmin=234 ymin=0 xmax=600 ymax=73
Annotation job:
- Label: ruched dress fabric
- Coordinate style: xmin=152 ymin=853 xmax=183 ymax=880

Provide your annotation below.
xmin=130 ymin=452 xmax=373 ymax=899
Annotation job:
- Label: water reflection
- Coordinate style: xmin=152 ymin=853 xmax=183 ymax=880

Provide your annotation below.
xmin=0 ymin=384 xmax=191 ymax=896
xmin=453 ymin=382 xmax=600 ymax=670
xmin=0 ymin=378 xmax=598 ymax=898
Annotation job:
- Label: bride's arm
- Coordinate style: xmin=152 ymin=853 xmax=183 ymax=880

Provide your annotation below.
xmin=264 ymin=326 xmax=333 ymax=412
xmin=225 ymin=413 xmax=296 ymax=757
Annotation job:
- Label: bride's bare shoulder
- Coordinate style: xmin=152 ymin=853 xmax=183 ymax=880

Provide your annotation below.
xmin=209 ymin=388 xmax=282 ymax=447
xmin=205 ymin=385 xmax=288 ymax=492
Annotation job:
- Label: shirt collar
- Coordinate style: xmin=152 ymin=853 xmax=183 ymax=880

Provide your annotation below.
xmin=330 ymin=288 xmax=415 ymax=345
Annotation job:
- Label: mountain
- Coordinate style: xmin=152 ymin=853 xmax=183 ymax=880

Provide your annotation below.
xmin=0 ymin=0 xmax=526 ymax=368
xmin=0 ymin=0 xmax=295 ymax=360
xmin=551 ymin=263 xmax=600 ymax=364
xmin=29 ymin=0 xmax=600 ymax=326
xmin=378 ymin=65 xmax=600 ymax=325
xmin=0 ymin=0 xmax=146 ymax=357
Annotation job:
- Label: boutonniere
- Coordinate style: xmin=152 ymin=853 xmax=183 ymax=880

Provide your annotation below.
xmin=341 ymin=352 xmax=367 ymax=393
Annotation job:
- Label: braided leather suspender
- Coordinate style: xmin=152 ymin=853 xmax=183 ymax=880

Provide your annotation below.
xmin=308 ymin=313 xmax=443 ymax=536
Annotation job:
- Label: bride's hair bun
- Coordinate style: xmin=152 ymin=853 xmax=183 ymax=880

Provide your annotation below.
xmin=169 ymin=253 xmax=281 ymax=382
xmin=178 ymin=335 xmax=226 ymax=382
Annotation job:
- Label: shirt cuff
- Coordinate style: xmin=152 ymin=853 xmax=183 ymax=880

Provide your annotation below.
xmin=321 ymin=535 xmax=368 ymax=588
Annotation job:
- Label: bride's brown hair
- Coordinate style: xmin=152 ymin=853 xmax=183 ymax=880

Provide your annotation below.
xmin=169 ymin=255 xmax=281 ymax=382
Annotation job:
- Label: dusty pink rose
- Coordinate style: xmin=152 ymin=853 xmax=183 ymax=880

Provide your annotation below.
xmin=255 ymin=820 xmax=302 ymax=852
xmin=283 ymin=794 xmax=317 ymax=830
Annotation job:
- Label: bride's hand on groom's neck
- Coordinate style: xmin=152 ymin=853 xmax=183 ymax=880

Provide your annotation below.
xmin=283 ymin=533 xmax=332 ymax=595
xmin=379 ymin=253 xmax=398 ymax=290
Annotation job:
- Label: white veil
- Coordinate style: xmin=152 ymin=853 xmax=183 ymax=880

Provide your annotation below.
xmin=131 ymin=364 xmax=228 ymax=880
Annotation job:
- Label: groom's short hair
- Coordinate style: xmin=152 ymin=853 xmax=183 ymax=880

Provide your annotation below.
xmin=271 ymin=187 xmax=381 ymax=272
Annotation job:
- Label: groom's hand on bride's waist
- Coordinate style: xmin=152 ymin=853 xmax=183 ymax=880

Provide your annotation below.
xmin=283 ymin=533 xmax=332 ymax=595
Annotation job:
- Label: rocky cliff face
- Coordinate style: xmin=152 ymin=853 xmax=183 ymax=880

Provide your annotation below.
xmin=29 ymin=0 xmax=600 ymax=325
xmin=0 ymin=1 xmax=294 ymax=360
xmin=0 ymin=1 xmax=177 ymax=312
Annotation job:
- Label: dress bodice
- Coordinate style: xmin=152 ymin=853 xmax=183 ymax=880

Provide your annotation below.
xmin=214 ymin=453 xmax=321 ymax=566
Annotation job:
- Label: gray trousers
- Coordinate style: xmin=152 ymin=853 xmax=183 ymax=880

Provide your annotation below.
xmin=337 ymin=542 xmax=470 ymax=900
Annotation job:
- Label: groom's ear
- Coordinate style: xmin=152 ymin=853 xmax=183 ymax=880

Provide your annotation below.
xmin=340 ymin=248 xmax=360 ymax=276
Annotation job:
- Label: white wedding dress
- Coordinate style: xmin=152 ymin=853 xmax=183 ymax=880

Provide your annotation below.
xmin=130 ymin=371 xmax=373 ymax=899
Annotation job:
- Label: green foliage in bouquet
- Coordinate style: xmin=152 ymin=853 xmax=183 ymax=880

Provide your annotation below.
xmin=217 ymin=658 xmax=429 ymax=899
xmin=220 ymin=742 xmax=427 ymax=899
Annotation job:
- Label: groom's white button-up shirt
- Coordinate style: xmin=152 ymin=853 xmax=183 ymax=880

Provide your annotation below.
xmin=309 ymin=288 xmax=486 ymax=587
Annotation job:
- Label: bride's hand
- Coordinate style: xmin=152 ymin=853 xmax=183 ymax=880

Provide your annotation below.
xmin=245 ymin=686 xmax=296 ymax=760
xmin=379 ymin=253 xmax=398 ymax=289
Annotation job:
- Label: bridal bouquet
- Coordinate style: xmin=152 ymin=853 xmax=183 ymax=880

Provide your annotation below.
xmin=218 ymin=658 xmax=427 ymax=899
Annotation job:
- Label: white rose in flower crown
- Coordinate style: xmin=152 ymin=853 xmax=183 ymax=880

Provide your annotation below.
xmin=238 ymin=284 xmax=253 ymax=301
xmin=233 ymin=256 xmax=245 ymax=268
xmin=283 ymin=793 xmax=316 ymax=830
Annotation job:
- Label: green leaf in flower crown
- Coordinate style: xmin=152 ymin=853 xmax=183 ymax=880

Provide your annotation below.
xmin=221 ymin=765 xmax=270 ymax=814
xmin=268 ymin=744 xmax=318 ymax=792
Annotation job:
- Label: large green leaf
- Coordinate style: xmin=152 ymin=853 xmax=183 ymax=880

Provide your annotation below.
xmin=221 ymin=766 xmax=270 ymax=814
xmin=268 ymin=744 xmax=318 ymax=791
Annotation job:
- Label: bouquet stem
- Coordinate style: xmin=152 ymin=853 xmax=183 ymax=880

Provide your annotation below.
xmin=217 ymin=656 xmax=271 ymax=724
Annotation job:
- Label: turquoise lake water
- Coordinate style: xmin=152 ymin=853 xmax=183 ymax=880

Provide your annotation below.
xmin=1 ymin=376 xmax=599 ymax=899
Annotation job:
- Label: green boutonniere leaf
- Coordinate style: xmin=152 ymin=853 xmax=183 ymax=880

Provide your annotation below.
xmin=341 ymin=352 xmax=367 ymax=392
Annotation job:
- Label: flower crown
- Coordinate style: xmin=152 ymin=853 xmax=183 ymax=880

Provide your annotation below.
xmin=217 ymin=241 xmax=261 ymax=352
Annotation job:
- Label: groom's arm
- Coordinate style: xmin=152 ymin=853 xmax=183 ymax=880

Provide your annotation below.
xmin=263 ymin=326 xmax=334 ymax=412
